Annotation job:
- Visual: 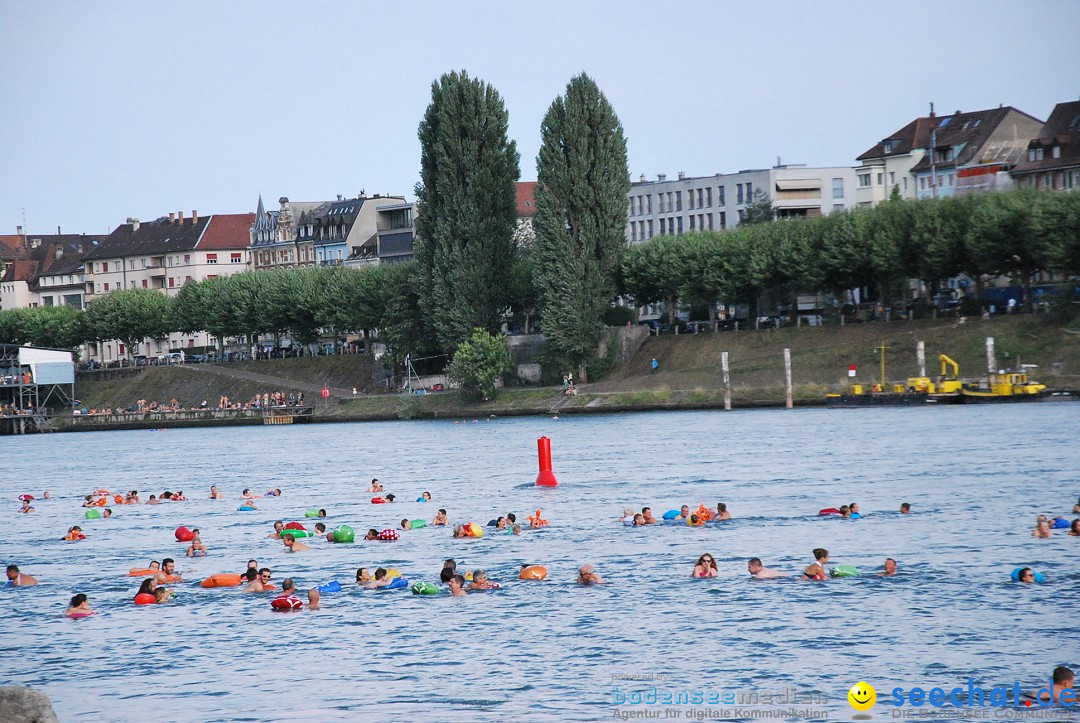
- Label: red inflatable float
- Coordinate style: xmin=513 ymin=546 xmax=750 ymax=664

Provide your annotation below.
xmin=371 ymin=497 xmax=387 ymax=504
xmin=377 ymin=529 xmax=400 ymax=541
xmin=270 ymin=595 xmax=303 ymax=611
xmin=284 ymin=521 xmax=306 ymax=531
xmin=175 ymin=526 xmax=195 ymax=542
xmin=18 ymin=494 xmax=34 ymax=502
xmin=818 ymin=508 xmax=840 ymax=516
xmin=134 ymin=593 xmax=156 ymax=605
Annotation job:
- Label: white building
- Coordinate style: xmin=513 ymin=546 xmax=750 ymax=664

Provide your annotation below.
xmin=626 ymin=164 xmax=857 ymax=244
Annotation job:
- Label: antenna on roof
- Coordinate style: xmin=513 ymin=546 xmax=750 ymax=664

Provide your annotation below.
xmin=929 ymin=101 xmax=935 ymax=118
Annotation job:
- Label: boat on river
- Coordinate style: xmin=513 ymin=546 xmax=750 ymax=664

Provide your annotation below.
xmin=826 ymin=347 xmax=964 ymax=408
xmin=959 ymin=367 xmax=1078 ymax=403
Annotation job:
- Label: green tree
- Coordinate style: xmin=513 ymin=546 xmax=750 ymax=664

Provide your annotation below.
xmin=414 ymin=70 xmax=520 ymax=353
xmin=533 ymin=73 xmax=630 ymax=380
xmin=85 ymin=289 xmax=173 ymax=358
xmin=622 ymin=235 xmax=689 ymax=325
xmin=378 ymin=262 xmax=434 ymax=365
xmin=967 ymin=190 xmax=1047 ymax=310
xmin=445 ymin=327 xmax=514 ymax=400
xmin=1041 ymin=190 xmax=1080 ymax=275
xmin=742 ymin=188 xmax=776 ymax=225
xmin=508 ymin=248 xmax=539 ymax=333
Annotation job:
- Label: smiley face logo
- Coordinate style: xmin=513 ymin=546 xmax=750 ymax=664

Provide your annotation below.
xmin=848 ymin=681 xmax=876 ymax=711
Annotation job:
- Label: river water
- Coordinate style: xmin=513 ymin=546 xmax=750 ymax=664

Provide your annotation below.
xmin=2 ymin=406 xmax=1077 ymax=721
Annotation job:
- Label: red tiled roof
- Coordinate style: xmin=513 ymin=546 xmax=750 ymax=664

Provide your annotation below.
xmin=856 ymin=116 xmax=934 ymax=161
xmin=0 ymin=235 xmax=25 ymax=261
xmin=198 ymin=213 xmax=256 ymax=251
xmin=1 ymin=259 xmax=39 ymax=284
xmin=1011 ymin=100 xmax=1080 ymax=175
xmin=515 ymin=182 xmax=538 ymax=218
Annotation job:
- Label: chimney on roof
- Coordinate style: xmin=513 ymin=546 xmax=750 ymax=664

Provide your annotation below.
xmin=658 ymin=173 xmax=666 ymax=182
xmin=178 ymin=211 xmax=184 ymax=224
xmin=55 ymin=244 xmax=63 ymax=259
xmin=955 ymin=110 xmax=961 ymax=115
xmin=16 ymin=225 xmax=23 ymax=236
xmin=127 ymin=217 xmax=140 ymax=232
xmin=192 ymin=209 xmax=198 ymax=224
xmin=337 ymin=195 xmax=343 ymax=201
xmin=677 ymin=171 xmax=685 ymax=180
xmin=639 ymin=174 xmax=646 ymax=183
xmin=373 ymin=193 xmax=381 ymax=199
xmin=169 ymin=212 xmax=175 ymax=223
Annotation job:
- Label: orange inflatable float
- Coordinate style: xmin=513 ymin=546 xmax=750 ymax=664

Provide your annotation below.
xmin=113 ymin=494 xmax=126 ymax=505
xmin=694 ymin=504 xmax=714 ymax=522
xmin=527 ymin=509 xmax=548 ymax=528
xmin=200 ymin=573 xmax=242 ymax=588
xmin=64 ymin=530 xmax=86 ymax=541
xmin=519 ymin=565 xmax=548 ymax=580
xmin=128 ymin=568 xmax=158 ymax=577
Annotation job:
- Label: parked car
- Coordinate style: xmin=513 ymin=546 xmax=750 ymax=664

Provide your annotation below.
xmin=132 ymin=354 xmax=150 ymax=367
xmin=162 ymin=352 xmax=185 ymax=365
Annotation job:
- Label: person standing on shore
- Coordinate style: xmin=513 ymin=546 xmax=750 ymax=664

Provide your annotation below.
xmin=651 ymin=358 xmax=659 ymax=374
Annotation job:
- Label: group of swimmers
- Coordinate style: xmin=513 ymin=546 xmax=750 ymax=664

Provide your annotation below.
xmin=688 ymin=549 xmax=897 ymax=580
xmin=1032 ymin=514 xmax=1080 ymax=537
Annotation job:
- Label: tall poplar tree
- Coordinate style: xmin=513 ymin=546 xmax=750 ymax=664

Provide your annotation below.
xmin=533 ymin=73 xmax=630 ymax=381
xmin=414 ymin=70 xmax=520 ymax=353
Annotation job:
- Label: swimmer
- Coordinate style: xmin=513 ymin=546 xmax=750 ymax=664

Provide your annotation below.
xmin=1017 ymin=567 xmax=1036 ymax=584
xmin=401 ymin=519 xmax=412 ymax=530
xmin=209 ymin=485 xmax=224 ymax=499
xmin=1070 ymin=519 xmax=1080 ymax=536
xmin=803 ymin=548 xmax=829 ymax=580
xmin=510 ymin=524 xmax=522 ymax=535
xmin=839 ymin=505 xmax=851 ymax=519
xmin=265 ymin=488 xmax=282 ymax=497
xmin=18 ymin=499 xmax=33 ymax=513
xmin=747 ymin=558 xmax=785 ymax=579
xmin=103 ymin=508 xmax=112 ymax=518
xmin=63 ymin=525 xmax=85 ymax=541
xmin=249 ymin=568 xmax=274 ymax=592
xmin=242 ymin=488 xmax=260 ymax=499
xmin=448 ymin=574 xmax=467 ymax=597
xmin=6 ymin=564 xmax=38 ymax=586
xmin=242 ymin=569 xmax=262 ymax=591
xmin=677 ymin=505 xmax=690 ymax=521
xmin=81 ymin=494 xmax=94 ymax=507
xmin=282 ymin=533 xmax=311 ymax=552
xmin=1040 ymin=666 xmax=1074 ymax=705
xmin=306 ymin=589 xmax=320 ymax=610
xmin=421 ymin=491 xmax=432 ymax=501
xmin=383 ymin=494 xmax=395 ymax=503
xmin=633 ymin=513 xmax=645 ymax=526
xmin=849 ymin=502 xmax=861 ymax=519
xmin=245 ymin=559 xmax=259 ymax=574
xmin=1033 ymin=519 xmax=1053 ymax=538
xmin=364 ymin=568 xmax=393 ymax=589
xmin=1074 ymin=499 xmax=1080 ymax=514
xmin=432 ymin=509 xmax=448 ymax=526
xmin=314 ymin=523 xmax=327 ymax=537
xmin=186 ymin=538 xmax=207 ymax=557
xmin=621 ymin=507 xmax=634 ymax=525
xmin=506 ymin=513 xmax=517 ymax=526
xmin=65 ymin=593 xmax=94 ymax=618
xmin=452 ymin=524 xmax=466 ymax=538
xmin=715 ymin=503 xmax=731 ymax=521
xmin=688 ymin=514 xmax=702 ymax=526
xmin=440 ymin=567 xmax=455 ymax=584
xmin=42 ymin=491 xmax=50 ymax=499
xmin=136 ymin=578 xmax=158 ymax=597
xmin=900 ymin=502 xmax=911 ymax=514
xmin=317 ymin=509 xmax=327 ymax=517
xmin=131 ymin=560 xmax=161 ymax=576
xmin=641 ymin=507 xmax=657 ymax=524
xmin=369 ymin=478 xmax=383 ymax=493
xmin=578 ymin=564 xmax=606 ymax=585
xmin=692 ymin=554 xmax=718 ymax=578
xmin=878 ymin=558 xmax=898 ymax=577
xmin=153 ymin=587 xmax=172 ymax=604
xmin=467 ymin=570 xmax=497 ymax=590
xmin=443 ymin=559 xmax=457 ymax=573
xmin=495 ymin=516 xmax=507 ymax=530
xmin=364 ymin=529 xmax=379 ymax=541
xmin=355 ymin=567 xmax=372 ymax=585
xmin=173 ymin=490 xmax=188 ymax=501
xmin=279 ymin=578 xmax=298 ymax=599
xmin=268 ymin=520 xmax=285 ymax=539
xmin=146 ymin=495 xmax=159 ymax=505
xmin=157 ymin=558 xmax=181 ymax=583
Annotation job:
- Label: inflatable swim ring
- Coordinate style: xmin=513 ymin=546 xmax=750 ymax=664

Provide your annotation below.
xmin=200 ymin=573 xmax=243 ymax=588
xmin=238 ymin=506 xmax=256 ymax=512
xmin=527 ymin=509 xmax=548 ymax=528
xmin=377 ymin=529 xmax=400 ymax=541
xmin=113 ymin=494 xmax=125 ymax=505
xmin=830 ymin=565 xmax=861 ymax=578
xmin=92 ymin=497 xmax=108 ymax=506
xmin=384 ymin=568 xmax=402 ymax=579
xmin=385 ymin=577 xmax=409 ymax=590
xmin=818 ymin=508 xmax=840 ymax=516
xmin=85 ymin=509 xmax=102 ymax=520
xmin=284 ymin=521 xmax=306 ymax=531
xmin=175 ymin=526 xmax=195 ymax=542
xmin=661 ymin=510 xmax=680 ymax=521
xmin=304 ymin=509 xmax=320 ymax=518
xmin=128 ymin=568 xmax=158 ymax=577
xmin=332 ymin=525 xmax=355 ymax=543
xmin=1050 ymin=517 xmax=1069 ymax=529
xmin=18 ymin=494 xmax=33 ymax=502
xmin=1010 ymin=567 xmax=1047 ymax=584
xmin=281 ymin=530 xmax=311 ymax=539
xmin=371 ymin=497 xmax=387 ymax=504
xmin=519 ymin=565 xmax=548 ymax=580
xmin=64 ymin=532 xmax=86 ymax=541
xmin=462 ymin=522 xmax=483 ymax=538
xmin=416 ymin=497 xmax=427 ymax=503
xmin=411 ymin=581 xmax=439 ymax=595
xmin=694 ymin=504 xmax=713 ymax=522
xmin=271 ymin=595 xmax=303 ymax=611
xmin=134 ymin=593 xmax=156 ymax=605
xmin=409 ymin=519 xmax=426 ymax=529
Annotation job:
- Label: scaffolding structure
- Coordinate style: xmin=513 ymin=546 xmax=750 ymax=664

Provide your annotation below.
xmin=1 ymin=344 xmax=75 ymax=434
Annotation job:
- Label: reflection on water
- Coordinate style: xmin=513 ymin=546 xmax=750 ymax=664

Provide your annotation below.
xmin=2 ymin=406 xmax=1077 ymax=721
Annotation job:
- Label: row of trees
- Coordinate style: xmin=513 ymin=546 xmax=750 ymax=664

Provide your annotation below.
xmin=623 ymin=188 xmax=1080 ymax=325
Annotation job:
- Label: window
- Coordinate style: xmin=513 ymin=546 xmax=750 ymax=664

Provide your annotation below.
xmin=207 ymin=274 xmax=218 ymax=280
xmin=130 ymin=281 xmax=136 ymax=288
xmin=858 ymin=173 xmax=871 ymax=188
xmin=141 ymin=258 xmax=147 ymax=269
xmin=168 ymin=277 xmax=174 ymax=288
xmin=934 ymin=148 xmax=954 ymax=163
xmin=659 ymin=218 xmax=666 ymax=235
xmin=889 ymin=171 xmax=895 ymax=185
xmin=104 ymin=282 xmax=109 ymax=292
xmin=141 ymin=280 xmax=147 ymax=288
xmin=948 ymin=174 xmax=955 ymax=186
xmin=1052 ymin=146 xmax=1061 ymax=159
xmin=184 ymin=275 xmax=192 ymax=285
xmin=883 ymin=141 xmax=894 ymax=153
xmin=677 ymin=217 xmax=683 ymax=234
xmin=738 ymin=209 xmax=746 ymax=223
xmin=184 ymin=254 xmax=191 ymax=264
xmin=903 ymin=177 xmax=908 ymax=191
xmin=719 ymin=212 xmax=726 ymax=230
xmin=231 ymin=253 xmax=242 ymax=263
xmin=876 ymin=173 xmax=883 ymax=186
xmin=833 ymin=203 xmax=844 ymax=212
xmin=746 ymin=182 xmax=753 ymax=198
xmin=689 ymin=215 xmax=696 ymax=230
xmin=920 ymin=177 xmax=926 ymax=189
xmin=687 ymin=190 xmax=693 ymax=210
xmin=675 ymin=191 xmax=682 ymax=211
xmin=707 ymin=213 xmax=713 ymax=230
xmin=646 ymin=195 xmax=652 ymax=214
xmin=647 ymin=220 xmax=653 ymax=238
xmin=705 ymin=187 xmax=712 ymax=206
xmin=659 ymin=194 xmax=666 ymax=213
xmin=629 ymin=199 xmax=635 ymax=217
xmin=717 ymin=186 xmax=725 ymax=206
xmin=129 ymin=260 xmax=135 ymax=270
xmin=667 ymin=192 xmax=673 ymax=211
xmin=832 ymin=178 xmax=844 ymax=199
xmin=737 ymin=184 xmax=744 ymax=204
xmin=697 ymin=188 xmax=703 ymax=208
xmin=630 ymin=223 xmax=637 ymax=242
xmin=103 ymin=262 xmax=109 ymax=273
xmin=206 ymin=254 xmax=218 ymax=264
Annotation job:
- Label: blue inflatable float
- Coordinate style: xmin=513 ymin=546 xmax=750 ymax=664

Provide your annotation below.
xmin=1010 ymin=567 xmax=1046 ymax=584
xmin=317 ymin=580 xmax=342 ymax=594
xmin=662 ymin=510 xmax=680 ymax=521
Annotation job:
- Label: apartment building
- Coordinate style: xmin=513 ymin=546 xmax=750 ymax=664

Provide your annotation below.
xmin=1011 ymin=100 xmax=1080 ymax=191
xmin=626 ymin=165 xmax=856 ymax=244
xmin=251 ymin=195 xmax=324 ymax=270
xmin=0 ymin=233 xmax=102 ymax=312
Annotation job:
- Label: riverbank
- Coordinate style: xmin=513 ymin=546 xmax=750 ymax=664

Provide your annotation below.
xmin=65 ymin=314 xmax=1078 ymax=431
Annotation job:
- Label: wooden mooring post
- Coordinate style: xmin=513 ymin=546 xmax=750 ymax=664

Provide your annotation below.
xmin=784 ymin=348 xmax=793 ymax=409
xmin=721 ymin=351 xmax=731 ymax=411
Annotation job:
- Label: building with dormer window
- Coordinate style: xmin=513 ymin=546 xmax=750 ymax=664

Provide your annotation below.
xmin=1010 ymin=100 xmax=1080 ymax=191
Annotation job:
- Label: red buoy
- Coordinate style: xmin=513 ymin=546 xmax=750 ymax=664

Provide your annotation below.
xmin=535 ymin=436 xmax=558 ymax=487
xmin=175 ymin=526 xmax=194 ymax=542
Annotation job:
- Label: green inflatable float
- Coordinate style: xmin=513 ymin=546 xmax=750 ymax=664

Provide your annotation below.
xmin=281 ymin=529 xmax=310 ymax=539
xmin=411 ymin=581 xmax=439 ymax=595
xmin=304 ymin=509 xmax=321 ymax=518
xmin=410 ymin=519 xmax=426 ymax=529
xmin=84 ymin=508 xmax=102 ymax=520
xmin=830 ymin=565 xmax=861 ymax=578
xmin=332 ymin=525 xmax=355 ymax=543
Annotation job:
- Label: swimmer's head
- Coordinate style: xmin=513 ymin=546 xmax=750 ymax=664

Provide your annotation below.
xmin=374 ymin=568 xmax=387 ymax=580
xmin=422 ymin=491 xmax=431 ymax=500
xmin=307 ymin=588 xmax=319 ymax=604
xmin=680 ymin=505 xmax=689 ymax=515
xmin=1053 ymin=666 xmax=1074 ymax=687
xmin=401 ymin=519 xmax=411 ymax=530
xmin=813 ymin=548 xmax=829 ymax=562
xmin=747 ymin=557 xmax=762 ymax=574
xmin=315 ymin=523 xmax=326 ymax=534
xmin=884 ymin=558 xmax=897 ymax=575
xmin=1018 ymin=567 xmax=1035 ymax=583
xmin=900 ymin=503 xmax=911 ymax=513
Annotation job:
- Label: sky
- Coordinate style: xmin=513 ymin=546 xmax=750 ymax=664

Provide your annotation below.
xmin=1 ymin=0 xmax=1078 ymax=235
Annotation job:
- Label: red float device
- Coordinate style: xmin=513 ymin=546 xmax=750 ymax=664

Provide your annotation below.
xmin=535 ymin=436 xmax=558 ymax=487
xmin=174 ymin=526 xmax=194 ymax=542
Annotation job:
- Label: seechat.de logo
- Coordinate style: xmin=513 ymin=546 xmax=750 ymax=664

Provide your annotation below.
xmin=848 ymin=681 xmax=877 ymax=712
